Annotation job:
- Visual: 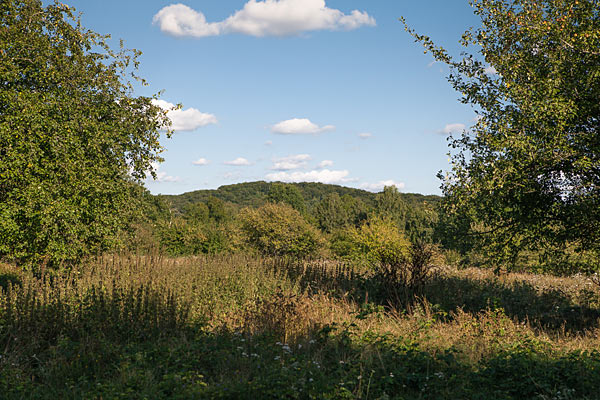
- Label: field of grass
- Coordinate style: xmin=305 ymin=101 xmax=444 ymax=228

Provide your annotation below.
xmin=1 ymin=255 xmax=600 ymax=399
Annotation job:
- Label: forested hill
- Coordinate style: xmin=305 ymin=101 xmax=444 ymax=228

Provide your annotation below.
xmin=158 ymin=181 xmax=441 ymax=213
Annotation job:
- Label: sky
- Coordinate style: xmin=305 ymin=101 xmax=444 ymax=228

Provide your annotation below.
xmin=55 ymin=0 xmax=484 ymax=195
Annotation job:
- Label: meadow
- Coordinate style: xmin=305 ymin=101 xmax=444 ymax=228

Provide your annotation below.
xmin=1 ymin=254 xmax=599 ymax=399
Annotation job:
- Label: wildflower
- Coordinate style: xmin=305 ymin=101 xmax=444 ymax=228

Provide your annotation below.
xmin=282 ymin=344 xmax=292 ymax=353
xmin=274 ymin=356 xmax=281 ymax=361
xmin=434 ymin=372 xmax=445 ymax=379
xmin=389 ymin=373 xmax=394 ymax=378
xmin=309 ymin=339 xmax=316 ymax=344
xmin=357 ymin=375 xmax=362 ymax=380
xmin=308 ymin=378 xmax=314 ymax=383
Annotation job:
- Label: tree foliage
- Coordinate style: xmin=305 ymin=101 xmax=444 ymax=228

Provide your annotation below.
xmin=404 ymin=0 xmax=600 ymax=267
xmin=0 ymin=0 xmax=169 ymax=267
xmin=313 ymin=193 xmax=367 ymax=233
xmin=267 ymin=183 xmax=306 ymax=214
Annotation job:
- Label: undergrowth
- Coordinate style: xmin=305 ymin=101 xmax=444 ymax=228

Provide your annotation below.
xmin=0 ymin=256 xmax=599 ymax=399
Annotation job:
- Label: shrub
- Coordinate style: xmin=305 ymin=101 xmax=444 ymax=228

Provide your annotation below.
xmin=239 ymin=203 xmax=322 ymax=258
xmin=349 ymin=218 xmax=436 ymax=304
xmin=349 ymin=217 xmax=411 ymax=266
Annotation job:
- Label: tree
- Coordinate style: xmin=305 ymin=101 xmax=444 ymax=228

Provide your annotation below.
xmin=375 ymin=186 xmax=408 ymax=229
xmin=267 ymin=183 xmax=306 ymax=214
xmin=0 ymin=0 xmax=170 ymax=268
xmin=206 ymin=196 xmax=230 ymax=223
xmin=404 ymin=0 xmax=600 ymax=268
xmin=313 ymin=193 xmax=368 ymax=233
xmin=313 ymin=193 xmax=348 ymax=233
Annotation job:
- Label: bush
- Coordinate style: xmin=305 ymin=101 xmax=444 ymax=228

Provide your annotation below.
xmin=349 ymin=217 xmax=411 ymax=266
xmin=239 ymin=203 xmax=322 ymax=258
xmin=349 ymin=218 xmax=436 ymax=305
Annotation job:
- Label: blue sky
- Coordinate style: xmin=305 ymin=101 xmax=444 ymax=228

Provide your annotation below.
xmin=59 ymin=0 xmax=483 ymax=195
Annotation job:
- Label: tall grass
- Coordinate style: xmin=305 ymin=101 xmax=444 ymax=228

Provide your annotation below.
xmin=1 ymin=255 xmax=599 ymax=399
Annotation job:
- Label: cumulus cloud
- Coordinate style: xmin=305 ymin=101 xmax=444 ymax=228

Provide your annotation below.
xmin=484 ymin=65 xmax=498 ymax=75
xmin=317 ymin=160 xmax=333 ymax=168
xmin=192 ymin=158 xmax=210 ymax=166
xmin=358 ymin=132 xmax=372 ymax=139
xmin=439 ymin=123 xmax=466 ymax=135
xmin=266 ymin=169 xmax=350 ymax=184
xmin=271 ymin=154 xmax=311 ymax=170
xmin=147 ymin=162 xmax=181 ymax=183
xmin=271 ymin=118 xmax=335 ymax=135
xmin=152 ymin=99 xmax=217 ymax=131
xmin=224 ymin=157 xmax=252 ymax=166
xmin=360 ymin=180 xmax=405 ymax=192
xmin=223 ymin=171 xmax=242 ymax=180
xmin=153 ymin=0 xmax=375 ymax=38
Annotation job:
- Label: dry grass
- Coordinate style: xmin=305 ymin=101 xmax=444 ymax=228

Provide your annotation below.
xmin=1 ymin=254 xmax=600 ymax=398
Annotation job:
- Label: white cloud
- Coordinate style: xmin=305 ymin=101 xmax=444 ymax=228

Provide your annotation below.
xmin=360 ymin=180 xmax=405 ymax=192
xmin=271 ymin=154 xmax=311 ymax=170
xmin=358 ymin=132 xmax=372 ymax=139
xmin=152 ymin=99 xmax=217 ymax=131
xmin=439 ymin=123 xmax=466 ymax=135
xmin=147 ymin=162 xmax=181 ymax=183
xmin=271 ymin=118 xmax=335 ymax=135
xmin=266 ymin=169 xmax=350 ymax=184
xmin=264 ymin=140 xmax=273 ymax=146
xmin=153 ymin=1 xmax=375 ymax=38
xmin=224 ymin=157 xmax=252 ymax=166
xmin=192 ymin=158 xmax=210 ymax=166
xmin=317 ymin=160 xmax=333 ymax=168
xmin=152 ymin=4 xmax=221 ymax=37
xmin=223 ymin=171 xmax=242 ymax=180
xmin=484 ymin=65 xmax=498 ymax=75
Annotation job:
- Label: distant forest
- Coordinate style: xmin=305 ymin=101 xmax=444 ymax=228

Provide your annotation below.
xmin=159 ymin=181 xmax=441 ymax=214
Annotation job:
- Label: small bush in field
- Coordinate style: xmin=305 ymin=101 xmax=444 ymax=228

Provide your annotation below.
xmin=348 ymin=218 xmax=436 ymax=303
xmin=349 ymin=217 xmax=411 ymax=266
xmin=239 ymin=203 xmax=322 ymax=258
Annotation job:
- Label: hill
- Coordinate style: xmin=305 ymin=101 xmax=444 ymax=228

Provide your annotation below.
xmin=158 ymin=181 xmax=441 ymax=213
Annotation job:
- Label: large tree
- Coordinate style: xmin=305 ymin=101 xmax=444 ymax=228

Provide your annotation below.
xmin=0 ymin=0 xmax=170 ymax=268
xmin=404 ymin=0 xmax=600 ymax=268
